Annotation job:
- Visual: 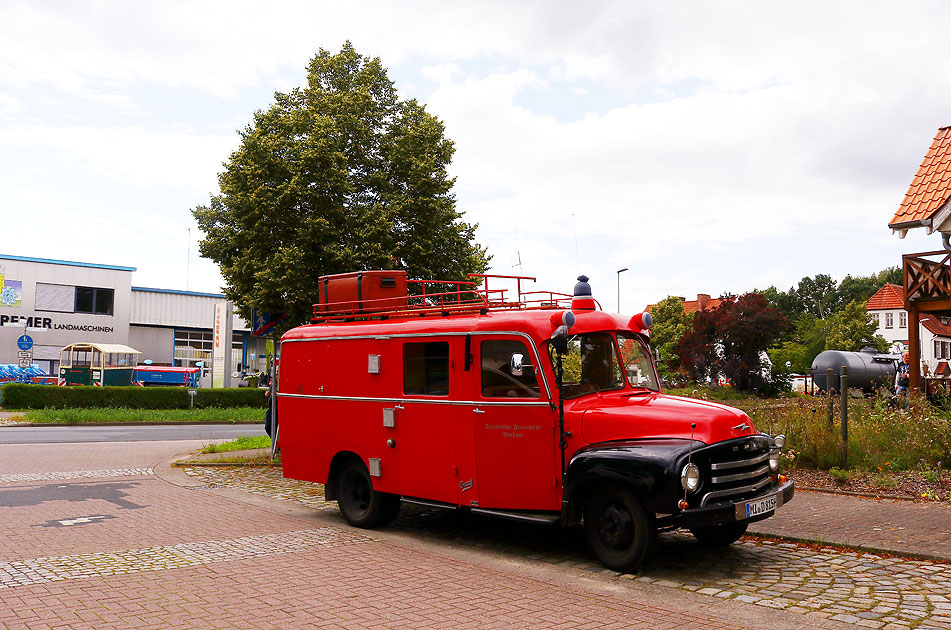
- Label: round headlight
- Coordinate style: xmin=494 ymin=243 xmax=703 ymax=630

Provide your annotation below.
xmin=681 ymin=463 xmax=701 ymax=492
xmin=774 ymin=434 xmax=786 ymax=449
xmin=769 ymin=450 xmax=780 ymax=472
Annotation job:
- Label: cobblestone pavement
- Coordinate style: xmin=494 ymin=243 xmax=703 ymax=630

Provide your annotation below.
xmin=185 ymin=466 xmax=951 ymax=630
xmin=0 ymin=468 xmax=153 ymax=484
xmin=1 ymin=527 xmax=372 ymax=589
xmin=1 ymin=462 xmax=761 ymax=630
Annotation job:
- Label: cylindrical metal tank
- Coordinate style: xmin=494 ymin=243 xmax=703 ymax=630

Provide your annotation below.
xmin=811 ymin=349 xmax=898 ymax=392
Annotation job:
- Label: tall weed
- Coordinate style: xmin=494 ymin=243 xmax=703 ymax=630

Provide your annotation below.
xmin=735 ymin=392 xmax=951 ymax=470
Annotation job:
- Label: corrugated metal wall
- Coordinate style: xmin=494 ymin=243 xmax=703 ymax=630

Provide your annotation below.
xmin=130 ymin=290 xmax=249 ymax=331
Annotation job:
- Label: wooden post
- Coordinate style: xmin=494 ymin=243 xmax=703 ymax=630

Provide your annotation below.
xmin=826 ymin=368 xmax=835 ymax=430
xmin=908 ymin=304 xmax=921 ymax=392
xmin=839 ymin=366 xmax=849 ymax=468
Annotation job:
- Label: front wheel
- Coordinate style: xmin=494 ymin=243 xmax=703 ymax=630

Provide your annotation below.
xmin=584 ymin=485 xmax=653 ymax=572
xmin=689 ymin=521 xmax=748 ymax=547
xmin=336 ymin=460 xmax=400 ymax=529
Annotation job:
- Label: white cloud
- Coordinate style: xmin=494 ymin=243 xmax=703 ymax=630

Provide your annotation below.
xmin=0 ymin=123 xmax=234 ymax=192
xmin=1 ymin=0 xmax=950 ymax=306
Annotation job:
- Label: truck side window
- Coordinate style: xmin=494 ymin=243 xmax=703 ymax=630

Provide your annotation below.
xmin=403 ymin=341 xmax=450 ymax=396
xmin=481 ymin=340 xmax=540 ymax=398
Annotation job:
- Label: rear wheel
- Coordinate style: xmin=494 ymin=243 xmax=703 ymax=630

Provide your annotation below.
xmin=336 ymin=460 xmax=400 ymax=528
xmin=584 ymin=485 xmax=652 ymax=572
xmin=689 ymin=521 xmax=748 ymax=547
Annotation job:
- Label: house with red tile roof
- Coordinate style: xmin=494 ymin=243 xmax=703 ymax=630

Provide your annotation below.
xmin=889 ymin=126 xmax=951 ymax=239
xmin=866 ymin=283 xmax=951 ymax=376
xmin=646 ymin=294 xmax=724 ymax=314
xmin=885 ymin=126 xmax=951 ymax=390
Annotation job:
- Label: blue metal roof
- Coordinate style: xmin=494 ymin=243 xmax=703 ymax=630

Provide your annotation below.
xmin=132 ymin=286 xmax=226 ymax=299
xmin=0 ymin=254 xmax=136 ymax=272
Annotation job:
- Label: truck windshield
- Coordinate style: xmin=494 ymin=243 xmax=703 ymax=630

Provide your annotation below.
xmin=616 ymin=332 xmax=660 ymax=392
xmin=560 ymin=332 xmax=625 ymax=398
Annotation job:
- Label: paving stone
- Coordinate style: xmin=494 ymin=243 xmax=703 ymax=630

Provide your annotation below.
xmin=72 ymin=465 xmax=951 ymax=630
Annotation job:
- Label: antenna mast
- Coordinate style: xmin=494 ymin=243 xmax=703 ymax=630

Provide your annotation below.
xmin=186 ymin=227 xmax=191 ymax=291
xmin=513 ymin=216 xmax=523 ymax=275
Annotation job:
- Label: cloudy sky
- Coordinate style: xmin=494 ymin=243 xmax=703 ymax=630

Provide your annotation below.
xmin=1 ymin=1 xmax=948 ymax=313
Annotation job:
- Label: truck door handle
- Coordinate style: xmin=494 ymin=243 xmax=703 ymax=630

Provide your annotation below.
xmin=473 ymin=408 xmax=485 ymax=414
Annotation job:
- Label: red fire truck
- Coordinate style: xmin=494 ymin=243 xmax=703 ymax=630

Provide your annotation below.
xmin=276 ymin=271 xmax=794 ymax=571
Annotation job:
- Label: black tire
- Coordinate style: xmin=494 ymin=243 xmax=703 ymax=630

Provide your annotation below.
xmin=584 ymin=485 xmax=652 ymax=572
xmin=689 ymin=520 xmax=748 ymax=547
xmin=336 ymin=460 xmax=400 ymax=529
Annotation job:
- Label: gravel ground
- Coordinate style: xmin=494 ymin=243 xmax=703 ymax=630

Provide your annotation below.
xmin=794 ymin=467 xmax=951 ymax=501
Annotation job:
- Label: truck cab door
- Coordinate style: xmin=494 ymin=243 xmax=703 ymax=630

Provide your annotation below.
xmin=467 ymin=336 xmax=559 ymax=511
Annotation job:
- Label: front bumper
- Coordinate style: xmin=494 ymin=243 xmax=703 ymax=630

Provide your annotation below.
xmin=678 ymin=479 xmax=795 ymax=528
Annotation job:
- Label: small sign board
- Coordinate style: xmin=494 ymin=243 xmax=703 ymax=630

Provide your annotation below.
xmin=16 ymin=335 xmax=33 ymax=351
xmin=251 ymin=308 xmax=289 ymax=337
xmin=17 ymin=350 xmax=32 ymax=359
xmin=18 ymin=357 xmax=31 ymax=368
xmin=188 ymin=389 xmax=197 ymax=397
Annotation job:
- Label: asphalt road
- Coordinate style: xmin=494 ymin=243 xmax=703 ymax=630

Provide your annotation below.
xmin=0 ymin=423 xmax=266 ymax=444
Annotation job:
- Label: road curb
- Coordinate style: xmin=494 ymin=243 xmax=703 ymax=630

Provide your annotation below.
xmin=745 ymin=530 xmax=951 ymax=564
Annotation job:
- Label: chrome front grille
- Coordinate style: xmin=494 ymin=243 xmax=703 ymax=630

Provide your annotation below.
xmin=699 ymin=438 xmax=772 ymax=507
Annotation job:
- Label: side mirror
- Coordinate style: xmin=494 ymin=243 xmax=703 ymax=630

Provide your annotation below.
xmin=510 ymin=353 xmax=524 ymax=377
xmin=551 ymin=325 xmax=569 ymax=354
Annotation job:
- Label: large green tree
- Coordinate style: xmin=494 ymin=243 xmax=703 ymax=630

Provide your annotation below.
xmin=757 ymin=266 xmax=901 ymax=324
xmin=677 ymin=293 xmax=789 ymax=392
xmin=769 ymin=302 xmax=888 ymax=375
xmin=193 ymin=43 xmax=490 ymax=327
xmin=649 ymin=296 xmax=691 ymax=382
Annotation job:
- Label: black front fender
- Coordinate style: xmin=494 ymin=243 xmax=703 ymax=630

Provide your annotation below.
xmin=564 ymin=439 xmax=703 ymax=523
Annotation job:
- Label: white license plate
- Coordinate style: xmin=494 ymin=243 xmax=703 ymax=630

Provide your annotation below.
xmin=741 ymin=494 xmax=778 ymax=519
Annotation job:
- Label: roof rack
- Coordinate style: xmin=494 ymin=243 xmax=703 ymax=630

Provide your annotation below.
xmin=311 ymin=273 xmax=575 ymax=323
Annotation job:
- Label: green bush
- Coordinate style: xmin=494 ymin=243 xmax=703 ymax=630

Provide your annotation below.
xmin=738 ymin=392 xmax=951 ymax=471
xmin=665 ymin=389 xmax=951 ymax=472
xmin=0 ymin=383 xmax=265 ymax=410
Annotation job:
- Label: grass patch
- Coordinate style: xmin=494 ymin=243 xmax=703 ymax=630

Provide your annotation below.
xmin=666 ymin=386 xmax=771 ymax=402
xmin=201 ymin=435 xmax=272 ymax=453
xmin=828 ymin=467 xmax=852 ymax=483
xmin=23 ymin=407 xmax=266 ymax=424
xmin=669 ymin=388 xmax=951 ymax=472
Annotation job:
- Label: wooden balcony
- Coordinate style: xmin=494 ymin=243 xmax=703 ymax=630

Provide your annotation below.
xmin=902 ymin=250 xmax=951 ymax=390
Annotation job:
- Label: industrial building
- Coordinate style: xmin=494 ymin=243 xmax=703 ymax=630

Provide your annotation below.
xmin=0 ymin=254 xmax=270 ymax=387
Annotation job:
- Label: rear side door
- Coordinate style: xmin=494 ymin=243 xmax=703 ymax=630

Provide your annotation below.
xmin=468 ymin=335 xmax=559 ymax=511
xmin=396 ymin=337 xmax=461 ymax=504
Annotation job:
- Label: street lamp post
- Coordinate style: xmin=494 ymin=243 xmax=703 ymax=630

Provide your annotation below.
xmin=617 ymin=267 xmax=629 ymax=313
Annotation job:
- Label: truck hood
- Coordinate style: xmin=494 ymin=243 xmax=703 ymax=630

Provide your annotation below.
xmin=580 ymin=393 xmax=757 ymax=445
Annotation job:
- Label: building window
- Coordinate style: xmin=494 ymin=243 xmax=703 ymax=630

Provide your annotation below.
xmin=899 ymin=312 xmax=907 ymax=328
xmin=174 ymin=330 xmax=243 ymax=377
xmin=869 ymin=312 xmax=880 ymax=328
xmin=75 ymin=287 xmax=114 ymax=315
xmin=885 ymin=312 xmax=894 ymax=329
xmin=35 ymin=283 xmax=75 ymax=312
xmin=935 ymin=340 xmax=951 ymax=360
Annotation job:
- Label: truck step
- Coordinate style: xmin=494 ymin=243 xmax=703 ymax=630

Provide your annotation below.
xmin=470 ymin=508 xmax=560 ymax=525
